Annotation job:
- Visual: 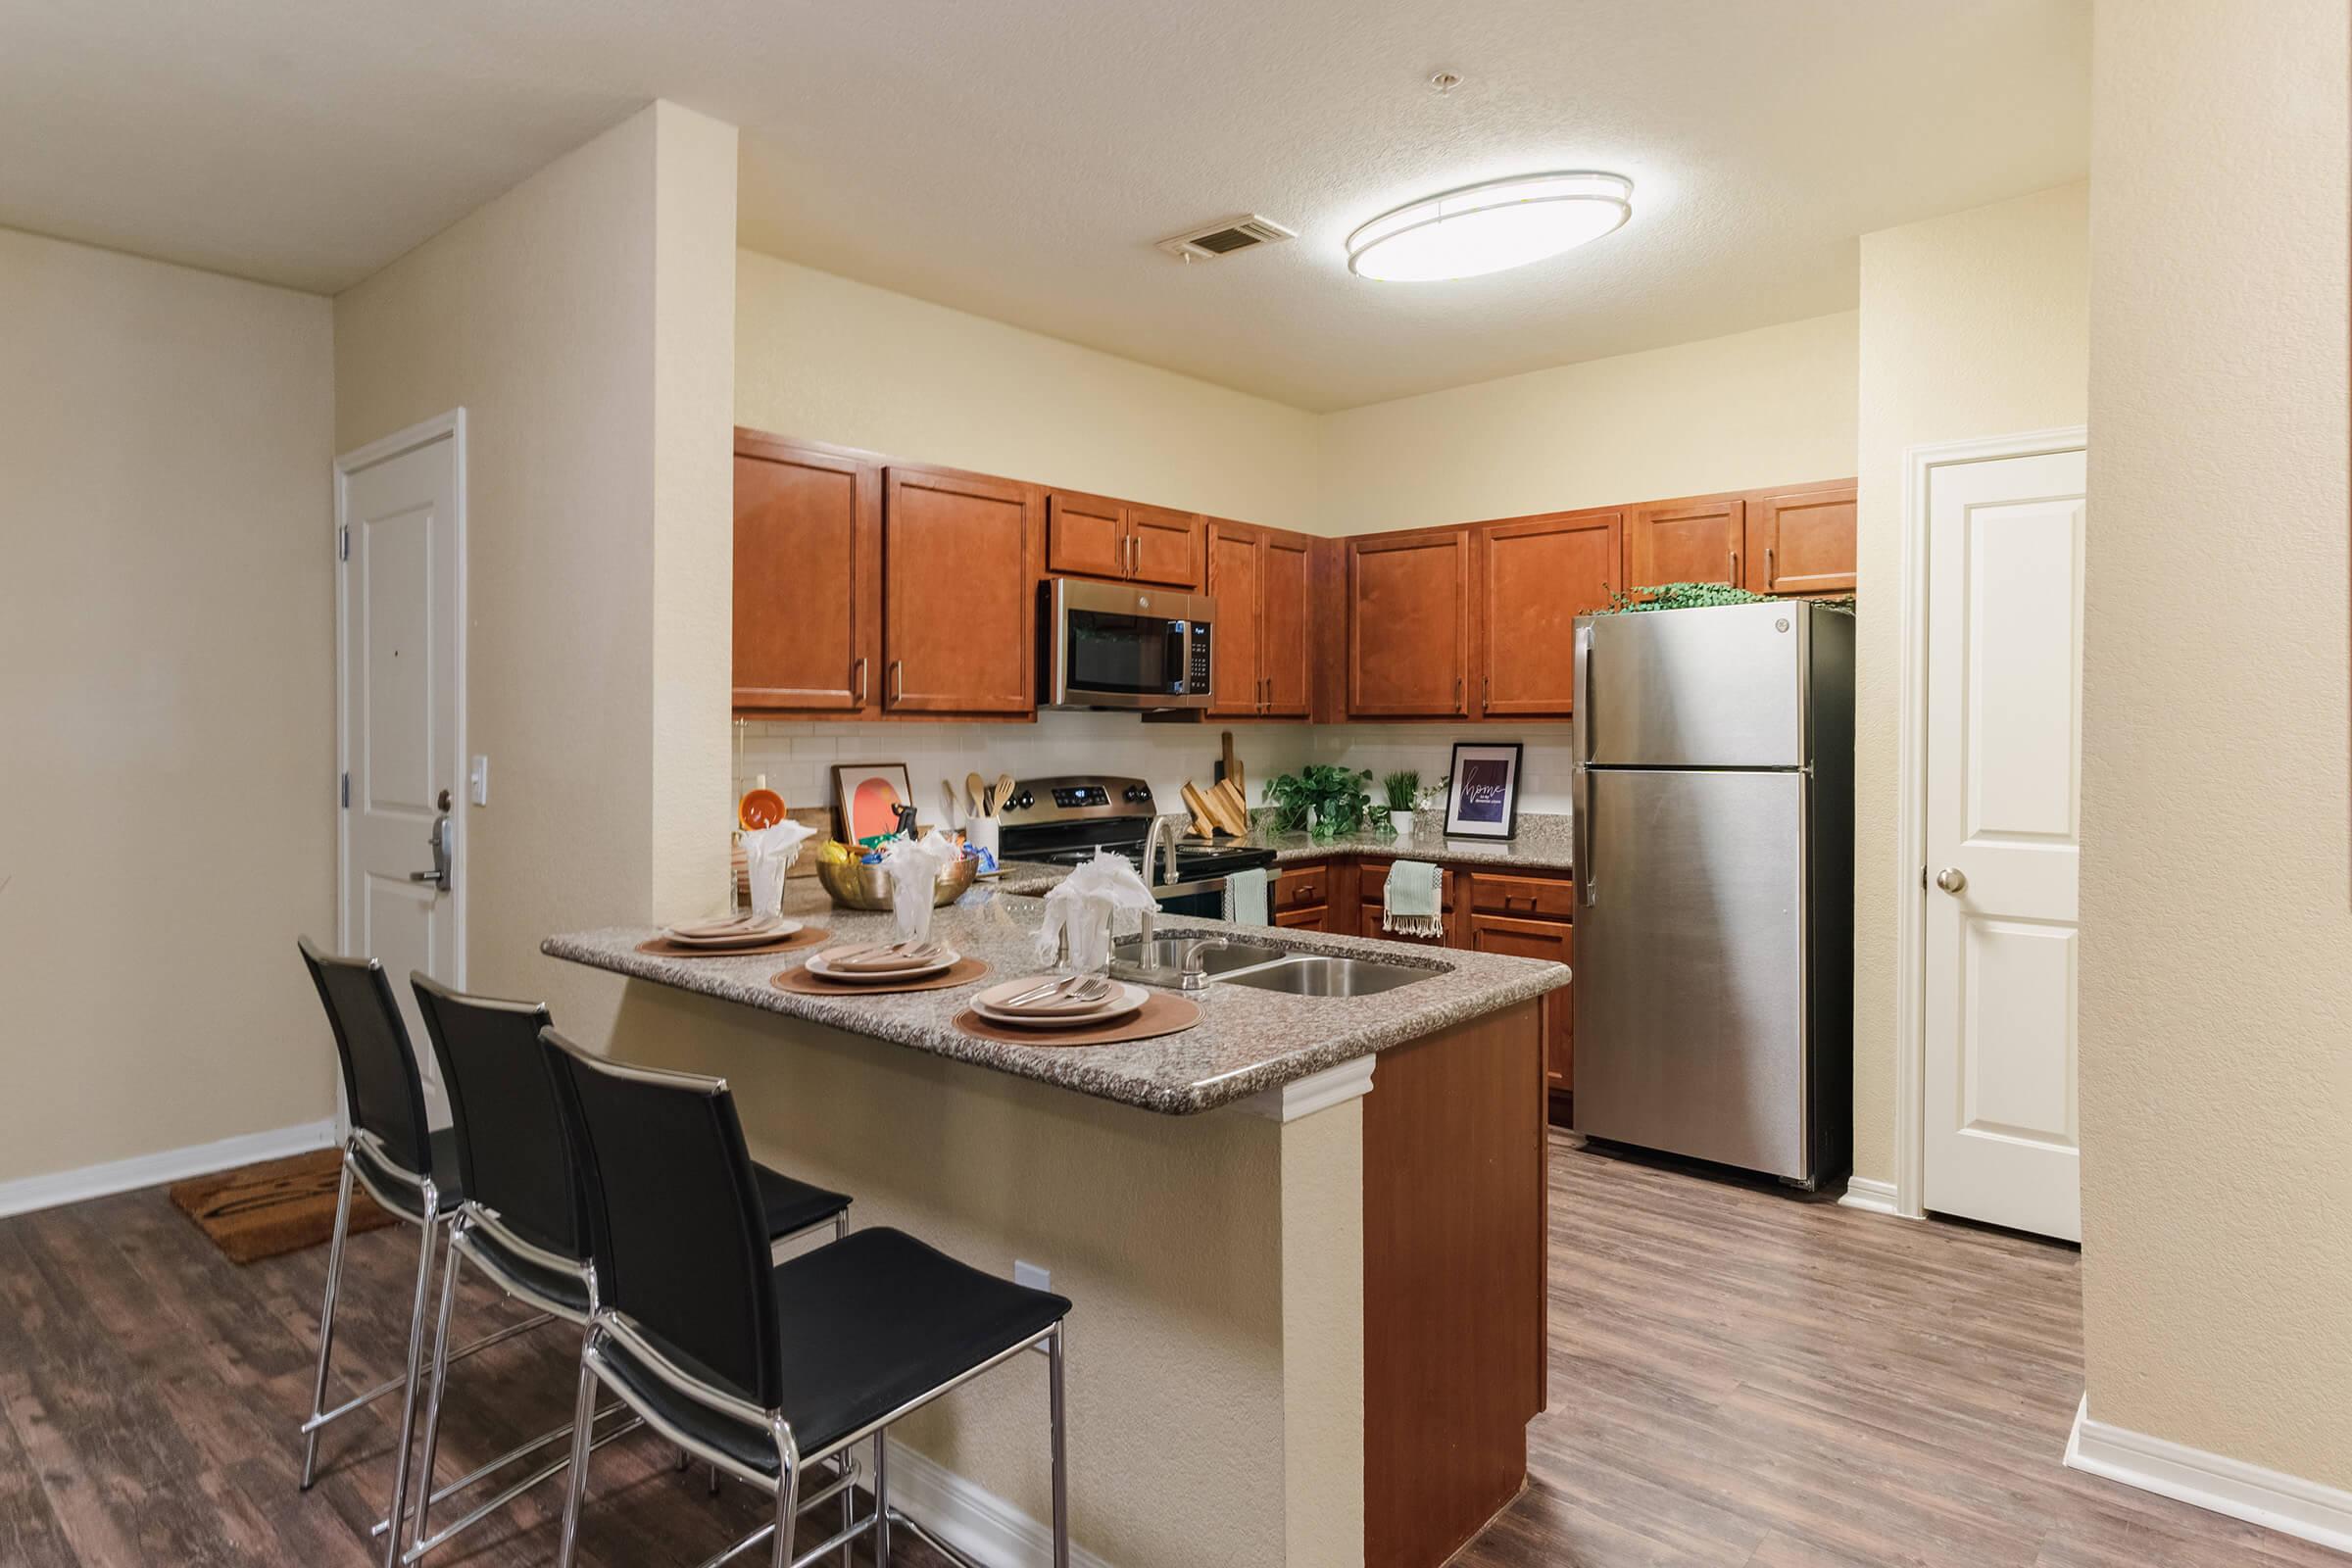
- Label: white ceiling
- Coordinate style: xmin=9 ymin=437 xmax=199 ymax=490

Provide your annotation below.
xmin=0 ymin=0 xmax=2088 ymax=411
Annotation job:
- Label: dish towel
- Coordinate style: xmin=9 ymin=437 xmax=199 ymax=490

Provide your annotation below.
xmin=1383 ymin=859 xmax=1445 ymax=937
xmin=1222 ymin=866 xmax=1270 ymax=926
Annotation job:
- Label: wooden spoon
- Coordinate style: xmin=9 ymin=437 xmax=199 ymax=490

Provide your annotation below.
xmin=965 ymin=771 xmax=989 ymax=817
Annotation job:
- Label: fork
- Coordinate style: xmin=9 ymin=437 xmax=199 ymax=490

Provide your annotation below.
xmin=1000 ymin=973 xmax=1095 ymax=1008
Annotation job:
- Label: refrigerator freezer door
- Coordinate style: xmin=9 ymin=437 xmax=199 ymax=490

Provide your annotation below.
xmin=1571 ymin=767 xmax=1810 ymax=1178
xmin=1576 ymin=602 xmax=1808 ymax=768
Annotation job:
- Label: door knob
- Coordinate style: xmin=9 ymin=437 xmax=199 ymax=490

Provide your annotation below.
xmin=411 ymin=812 xmax=453 ymax=893
xmin=1935 ymin=867 xmax=1967 ymax=894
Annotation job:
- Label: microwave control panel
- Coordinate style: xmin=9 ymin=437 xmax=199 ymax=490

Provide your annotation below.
xmin=1187 ymin=621 xmax=1212 ymax=694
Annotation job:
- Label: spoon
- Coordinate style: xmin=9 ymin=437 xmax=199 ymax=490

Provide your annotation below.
xmin=966 ymin=771 xmax=989 ymax=817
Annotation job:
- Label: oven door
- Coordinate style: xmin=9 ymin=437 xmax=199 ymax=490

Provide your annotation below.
xmin=1045 ymin=578 xmax=1213 ymax=710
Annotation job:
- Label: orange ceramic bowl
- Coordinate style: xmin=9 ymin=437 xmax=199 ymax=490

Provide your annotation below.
xmin=738 ymin=788 xmax=787 ymax=830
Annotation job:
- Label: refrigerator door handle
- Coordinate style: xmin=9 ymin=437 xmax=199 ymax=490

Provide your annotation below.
xmin=1575 ymin=621 xmax=1595 ymax=906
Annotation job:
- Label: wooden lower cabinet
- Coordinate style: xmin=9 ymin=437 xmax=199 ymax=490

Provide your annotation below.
xmin=1469 ymin=914 xmax=1573 ymax=1097
xmin=1274 ymin=906 xmax=1328 ymax=931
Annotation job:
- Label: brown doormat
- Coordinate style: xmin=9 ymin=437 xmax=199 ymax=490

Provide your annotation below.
xmin=170 ymin=1148 xmax=396 ymax=1264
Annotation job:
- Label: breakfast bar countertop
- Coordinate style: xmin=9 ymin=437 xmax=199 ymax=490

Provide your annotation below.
xmin=543 ymin=879 xmax=1567 ymax=1117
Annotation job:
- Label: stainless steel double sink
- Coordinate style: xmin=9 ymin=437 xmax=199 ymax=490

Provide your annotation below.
xmin=1110 ymin=935 xmax=1438 ymax=997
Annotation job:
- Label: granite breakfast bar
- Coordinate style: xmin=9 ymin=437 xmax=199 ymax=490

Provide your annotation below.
xmin=547 ymin=879 xmax=1567 ymax=1568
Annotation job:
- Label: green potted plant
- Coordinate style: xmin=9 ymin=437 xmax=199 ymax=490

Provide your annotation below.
xmin=1264 ymin=764 xmax=1374 ymax=842
xmin=1382 ymin=770 xmax=1421 ymax=836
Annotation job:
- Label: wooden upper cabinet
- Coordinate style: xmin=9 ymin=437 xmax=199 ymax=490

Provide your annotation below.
xmin=1260 ymin=530 xmax=1312 ymax=716
xmin=1045 ymin=490 xmax=1128 ymax=581
xmin=1749 ymin=482 xmax=1857 ymax=596
xmin=733 ymin=432 xmax=880 ymax=713
xmin=1129 ymin=505 xmax=1202 ymax=588
xmin=1349 ymin=530 xmax=1473 ymax=717
xmin=882 ymin=466 xmax=1037 ymax=714
xmin=1046 ymin=491 xmax=1202 ymax=589
xmin=1204 ymin=519 xmax=1263 ymax=717
xmin=1627 ymin=496 xmax=1746 ymax=589
xmin=1477 ymin=511 xmax=1619 ymax=717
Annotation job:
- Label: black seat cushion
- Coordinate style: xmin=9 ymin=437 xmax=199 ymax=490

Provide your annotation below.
xmin=459 ymin=1223 xmax=593 ymax=1317
xmin=353 ymin=1127 xmax=464 ymax=1219
xmin=753 ymin=1163 xmax=851 ymax=1243
xmin=600 ymin=1228 xmax=1070 ymax=1467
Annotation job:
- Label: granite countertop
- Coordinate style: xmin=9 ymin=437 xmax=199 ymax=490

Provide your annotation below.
xmin=1238 ymin=811 xmax=1575 ymax=872
xmin=543 ymin=880 xmax=1568 ymax=1117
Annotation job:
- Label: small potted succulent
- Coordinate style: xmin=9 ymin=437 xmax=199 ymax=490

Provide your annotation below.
xmin=1383 ymin=770 xmax=1421 ymax=837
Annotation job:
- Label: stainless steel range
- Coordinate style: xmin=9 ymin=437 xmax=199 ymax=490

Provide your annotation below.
xmin=996 ymin=774 xmax=1275 ymax=918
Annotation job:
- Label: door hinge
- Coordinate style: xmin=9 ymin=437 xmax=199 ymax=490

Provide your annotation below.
xmin=340 ymin=771 xmax=350 ymax=808
xmin=338 ymin=526 xmax=349 ymax=562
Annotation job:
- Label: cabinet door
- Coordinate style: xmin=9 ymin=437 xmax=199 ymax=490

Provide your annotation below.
xmin=733 ymin=435 xmax=879 ymax=712
xmin=1045 ymin=490 xmax=1129 ymax=580
xmin=1478 ymin=511 xmax=1619 ymax=717
xmin=1749 ymin=483 xmax=1856 ymax=595
xmin=1627 ymin=497 xmax=1746 ymax=589
xmin=1129 ymin=504 xmax=1203 ymax=589
xmin=1260 ymin=530 xmax=1313 ymax=717
xmin=883 ymin=466 xmax=1036 ymax=713
xmin=1469 ymin=914 xmax=1573 ymax=1091
xmin=1204 ymin=520 xmax=1263 ymax=717
xmin=1275 ymin=905 xmax=1328 ymax=932
xmin=1348 ymin=530 xmax=1472 ymax=716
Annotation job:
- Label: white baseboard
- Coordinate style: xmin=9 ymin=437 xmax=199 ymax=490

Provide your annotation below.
xmin=2066 ymin=1396 xmax=2352 ymax=1556
xmin=1838 ymin=1176 xmax=1903 ymax=1216
xmin=884 ymin=1438 xmax=1111 ymax=1568
xmin=0 ymin=1118 xmax=340 ymax=1220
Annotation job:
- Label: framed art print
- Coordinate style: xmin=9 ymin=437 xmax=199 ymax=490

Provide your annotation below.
xmin=1445 ymin=742 xmax=1523 ymax=840
xmin=832 ymin=762 xmax=915 ymax=844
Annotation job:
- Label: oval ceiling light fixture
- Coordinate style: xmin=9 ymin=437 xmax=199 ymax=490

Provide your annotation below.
xmin=1347 ymin=172 xmax=1634 ymax=282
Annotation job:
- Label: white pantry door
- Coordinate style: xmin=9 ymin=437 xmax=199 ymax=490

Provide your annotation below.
xmin=337 ymin=420 xmax=464 ymax=1110
xmin=1923 ymin=446 xmax=2086 ymax=1242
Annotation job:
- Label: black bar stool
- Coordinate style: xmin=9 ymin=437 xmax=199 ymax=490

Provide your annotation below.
xmin=387 ymin=974 xmax=858 ymax=1563
xmin=540 ymin=1027 xmax=1074 ymax=1568
xmin=293 ymin=937 xmax=469 ymax=1568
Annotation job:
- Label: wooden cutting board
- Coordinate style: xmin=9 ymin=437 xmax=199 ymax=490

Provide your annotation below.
xmin=1181 ymin=780 xmax=1223 ymax=837
xmin=1212 ymin=778 xmax=1250 ymax=835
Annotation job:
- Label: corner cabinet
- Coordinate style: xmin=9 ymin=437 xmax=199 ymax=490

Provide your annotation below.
xmin=881 ymin=466 xmax=1039 ymax=714
xmin=1348 ymin=528 xmax=1474 ymax=717
xmin=733 ymin=432 xmax=881 ymax=713
xmin=1207 ymin=519 xmax=1314 ymax=718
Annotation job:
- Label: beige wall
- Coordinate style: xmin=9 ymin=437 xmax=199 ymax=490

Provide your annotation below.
xmin=0 ymin=226 xmax=337 ymax=1185
xmin=1849 ymin=183 xmax=2091 ymax=1184
xmin=737 ymin=250 xmax=1324 ymax=535
xmin=335 ymin=102 xmax=739 ymax=1043
xmin=1314 ymin=312 xmax=1859 ymax=533
xmin=2081 ymin=0 xmax=2350 ymax=1487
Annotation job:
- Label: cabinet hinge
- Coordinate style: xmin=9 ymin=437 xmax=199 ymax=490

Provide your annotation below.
xmin=340 ymin=771 xmax=350 ymax=808
xmin=338 ymin=526 xmax=349 ymax=562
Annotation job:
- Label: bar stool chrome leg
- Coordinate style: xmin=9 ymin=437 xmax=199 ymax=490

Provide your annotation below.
xmin=872 ymin=1432 xmax=890 ymax=1566
xmin=299 ymin=1146 xmax=357 ymax=1490
xmin=1049 ymin=1323 xmax=1069 ymax=1568
xmin=379 ymin=1182 xmax=443 ymax=1568
xmin=410 ymin=1225 xmax=466 ymax=1550
xmin=768 ymin=1419 xmax=802 ymax=1568
xmin=554 ymin=1329 xmax=602 ymax=1568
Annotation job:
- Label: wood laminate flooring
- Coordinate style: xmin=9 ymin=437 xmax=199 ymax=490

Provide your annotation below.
xmin=0 ymin=1135 xmax=2334 ymax=1567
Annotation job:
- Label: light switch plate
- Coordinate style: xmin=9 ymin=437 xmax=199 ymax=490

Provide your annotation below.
xmin=469 ymin=755 xmax=490 ymax=807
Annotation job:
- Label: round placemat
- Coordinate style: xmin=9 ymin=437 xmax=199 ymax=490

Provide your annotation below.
xmin=636 ymin=926 xmax=829 ymax=959
xmin=952 ymin=991 xmax=1200 ymax=1048
xmin=771 ymin=956 xmax=990 ymax=996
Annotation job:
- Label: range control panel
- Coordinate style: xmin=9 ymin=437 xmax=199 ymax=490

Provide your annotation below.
xmin=1000 ymin=776 xmax=1159 ymax=827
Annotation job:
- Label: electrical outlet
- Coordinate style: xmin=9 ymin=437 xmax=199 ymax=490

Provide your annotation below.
xmin=1013 ymin=1260 xmax=1051 ymax=1292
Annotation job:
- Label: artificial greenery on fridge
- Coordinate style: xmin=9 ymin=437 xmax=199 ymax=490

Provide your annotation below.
xmin=1602 ymin=582 xmax=1857 ymax=614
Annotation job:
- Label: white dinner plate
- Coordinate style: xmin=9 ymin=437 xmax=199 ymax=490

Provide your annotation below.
xmin=662 ymin=916 xmax=802 ymax=949
xmin=972 ymin=980 xmax=1147 ymax=1030
xmin=803 ymin=945 xmax=959 ymax=983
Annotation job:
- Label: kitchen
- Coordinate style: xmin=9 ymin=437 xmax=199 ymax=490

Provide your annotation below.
xmin=4 ymin=5 xmax=2349 ymax=1568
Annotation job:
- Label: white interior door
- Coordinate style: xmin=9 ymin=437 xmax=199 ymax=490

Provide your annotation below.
xmin=1923 ymin=446 xmax=2085 ymax=1241
xmin=337 ymin=419 xmax=464 ymax=1113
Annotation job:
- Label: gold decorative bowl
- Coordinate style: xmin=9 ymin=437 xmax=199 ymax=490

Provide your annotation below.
xmin=816 ymin=851 xmax=980 ymax=910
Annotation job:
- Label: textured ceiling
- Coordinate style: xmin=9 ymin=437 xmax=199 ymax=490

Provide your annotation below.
xmin=0 ymin=0 xmax=2088 ymax=410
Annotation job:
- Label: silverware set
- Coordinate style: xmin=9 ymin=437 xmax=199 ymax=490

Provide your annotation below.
xmin=998 ymin=974 xmax=1113 ymax=1008
xmin=821 ymin=940 xmax=946 ymax=965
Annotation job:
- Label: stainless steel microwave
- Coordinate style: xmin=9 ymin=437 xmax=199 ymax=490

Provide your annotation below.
xmin=1041 ymin=577 xmax=1215 ymax=710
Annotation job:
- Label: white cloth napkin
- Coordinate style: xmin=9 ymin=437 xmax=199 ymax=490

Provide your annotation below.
xmin=742 ymin=820 xmax=815 ymax=919
xmin=1037 ymin=850 xmax=1158 ymax=970
xmin=881 ymin=828 xmax=959 ymax=941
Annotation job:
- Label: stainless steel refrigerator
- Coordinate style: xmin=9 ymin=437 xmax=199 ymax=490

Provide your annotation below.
xmin=1569 ymin=601 xmax=1853 ymax=1186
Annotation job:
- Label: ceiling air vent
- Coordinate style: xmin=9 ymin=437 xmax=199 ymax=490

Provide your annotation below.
xmin=1156 ymin=214 xmax=1298 ymax=263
